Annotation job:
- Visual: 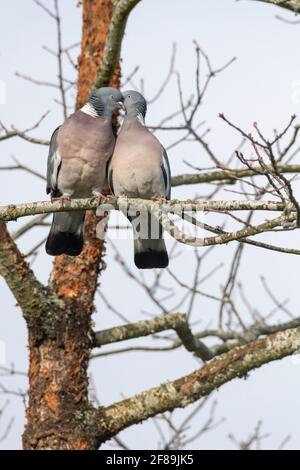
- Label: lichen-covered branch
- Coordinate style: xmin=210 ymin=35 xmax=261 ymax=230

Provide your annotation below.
xmin=0 ymin=197 xmax=292 ymax=221
xmin=96 ymin=326 xmax=300 ymax=442
xmin=251 ymin=0 xmax=300 ymax=13
xmin=161 ymin=210 xmax=295 ymax=247
xmin=1 ymin=197 xmax=297 ymax=250
xmin=212 ymin=315 xmax=300 ymax=355
xmin=180 ymin=212 xmax=300 ymax=255
xmin=92 ymin=311 xmax=300 ymax=358
xmin=171 ymin=163 xmax=300 ymax=187
xmin=94 ymin=0 xmax=141 ymax=88
xmin=94 ymin=312 xmax=213 ymax=361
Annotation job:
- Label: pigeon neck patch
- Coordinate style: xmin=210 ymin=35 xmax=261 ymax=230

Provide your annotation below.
xmin=81 ymin=102 xmax=99 ymax=118
xmin=136 ymin=113 xmax=145 ymax=126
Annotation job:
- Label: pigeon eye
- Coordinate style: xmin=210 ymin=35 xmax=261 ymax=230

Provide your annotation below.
xmin=127 ymin=94 xmax=131 ymax=99
xmin=110 ymin=94 xmax=115 ymax=99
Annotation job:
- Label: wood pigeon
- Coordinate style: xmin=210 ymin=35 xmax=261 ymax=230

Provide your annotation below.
xmin=46 ymin=87 xmax=123 ymax=256
xmin=108 ymin=90 xmax=171 ymax=269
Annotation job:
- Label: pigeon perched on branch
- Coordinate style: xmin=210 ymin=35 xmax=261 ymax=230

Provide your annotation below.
xmin=46 ymin=87 xmax=123 ymax=256
xmin=108 ymin=90 xmax=171 ymax=269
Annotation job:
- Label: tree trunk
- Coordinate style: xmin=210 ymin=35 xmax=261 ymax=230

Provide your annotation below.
xmin=22 ymin=0 xmax=120 ymax=450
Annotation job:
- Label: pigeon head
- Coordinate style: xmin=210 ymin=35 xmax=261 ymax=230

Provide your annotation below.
xmin=88 ymin=87 xmax=123 ymax=117
xmin=123 ymin=90 xmax=147 ymax=121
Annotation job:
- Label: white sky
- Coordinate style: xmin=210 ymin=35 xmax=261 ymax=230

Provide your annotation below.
xmin=0 ymin=0 xmax=300 ymax=450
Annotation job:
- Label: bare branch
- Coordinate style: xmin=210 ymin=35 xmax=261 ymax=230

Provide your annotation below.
xmin=147 ymin=43 xmax=176 ymax=104
xmin=94 ymin=312 xmax=213 ymax=361
xmin=33 ymin=0 xmax=56 ymax=19
xmin=250 ymin=0 xmax=300 ymax=14
xmin=96 ymin=326 xmax=300 ymax=441
xmin=171 ymin=163 xmax=300 ymax=187
xmin=0 ymin=111 xmax=50 ymax=146
xmin=91 ymin=311 xmax=300 ymax=358
xmin=1 ymin=197 xmax=298 ymax=250
xmin=0 ymin=156 xmax=46 ymax=181
xmin=0 ymin=196 xmax=294 ymax=222
xmin=14 ymin=72 xmax=59 ymax=89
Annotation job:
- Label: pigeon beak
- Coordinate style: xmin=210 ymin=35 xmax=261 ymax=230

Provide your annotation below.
xmin=118 ymin=101 xmax=125 ymax=111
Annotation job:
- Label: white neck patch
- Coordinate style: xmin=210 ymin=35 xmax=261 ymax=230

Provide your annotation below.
xmin=136 ymin=113 xmax=145 ymax=126
xmin=81 ymin=102 xmax=98 ymax=118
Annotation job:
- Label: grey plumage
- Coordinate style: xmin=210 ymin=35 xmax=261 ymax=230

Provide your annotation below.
xmin=108 ymin=90 xmax=171 ymax=269
xmin=46 ymin=87 xmax=123 ymax=256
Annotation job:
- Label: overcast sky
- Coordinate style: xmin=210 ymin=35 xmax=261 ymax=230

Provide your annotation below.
xmin=0 ymin=0 xmax=300 ymax=450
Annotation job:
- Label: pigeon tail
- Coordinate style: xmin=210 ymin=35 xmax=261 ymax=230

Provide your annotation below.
xmin=134 ymin=237 xmax=169 ymax=269
xmin=46 ymin=211 xmax=85 ymax=256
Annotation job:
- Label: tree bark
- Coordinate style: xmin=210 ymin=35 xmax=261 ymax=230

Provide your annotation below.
xmin=22 ymin=0 xmax=120 ymax=450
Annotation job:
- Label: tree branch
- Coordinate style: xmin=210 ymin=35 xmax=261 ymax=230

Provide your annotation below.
xmin=91 ymin=313 xmax=300 ymax=358
xmin=161 ymin=210 xmax=295 ymax=247
xmin=94 ymin=0 xmax=141 ymax=88
xmin=96 ymin=326 xmax=300 ymax=442
xmin=0 ymin=111 xmax=50 ymax=146
xmin=1 ymin=197 xmax=297 ymax=249
xmin=0 ymin=197 xmax=293 ymax=222
xmin=94 ymin=312 xmax=213 ymax=361
xmin=171 ymin=163 xmax=300 ymax=187
xmin=251 ymin=0 xmax=300 ymax=13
